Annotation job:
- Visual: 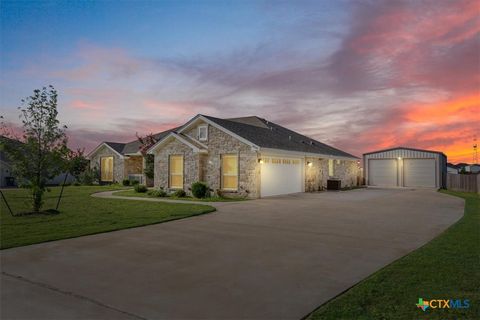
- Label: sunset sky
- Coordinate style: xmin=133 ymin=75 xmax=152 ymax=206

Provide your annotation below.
xmin=1 ymin=0 xmax=479 ymax=163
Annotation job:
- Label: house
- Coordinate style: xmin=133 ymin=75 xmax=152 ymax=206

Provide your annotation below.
xmin=363 ymin=147 xmax=447 ymax=189
xmin=0 ymin=136 xmax=75 ymax=187
xmin=471 ymin=164 xmax=480 ymax=174
xmin=455 ymin=163 xmax=480 ymax=174
xmin=88 ymin=114 xmax=360 ymax=198
xmin=447 ymin=163 xmax=459 ymax=174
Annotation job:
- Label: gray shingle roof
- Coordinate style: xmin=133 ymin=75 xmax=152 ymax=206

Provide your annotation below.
xmin=203 ymin=115 xmax=358 ymax=158
xmin=97 ymin=116 xmax=357 ymax=159
xmin=104 ymin=142 xmax=126 ymax=154
xmin=120 ymin=128 xmax=180 ymax=154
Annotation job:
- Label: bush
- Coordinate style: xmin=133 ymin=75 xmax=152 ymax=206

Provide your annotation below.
xmin=191 ymin=181 xmax=209 ymax=198
xmin=134 ymin=184 xmax=148 ymax=193
xmin=79 ymin=169 xmax=94 ymax=185
xmin=147 ymin=189 xmax=168 ymax=197
xmin=131 ymin=180 xmax=140 ymax=186
xmin=122 ymin=179 xmax=130 ymax=186
xmin=172 ymin=189 xmax=186 ymax=198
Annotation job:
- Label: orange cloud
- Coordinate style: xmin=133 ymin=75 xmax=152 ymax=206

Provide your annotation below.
xmin=406 ymin=94 xmax=480 ymax=124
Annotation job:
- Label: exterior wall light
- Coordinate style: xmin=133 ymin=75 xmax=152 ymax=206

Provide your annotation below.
xmin=307 ymin=161 xmax=313 ymax=167
xmin=258 ymin=159 xmax=264 ymax=164
xmin=398 ymin=157 xmax=402 ymax=160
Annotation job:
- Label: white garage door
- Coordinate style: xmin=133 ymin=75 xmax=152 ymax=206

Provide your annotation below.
xmin=404 ymin=159 xmax=436 ymax=187
xmin=260 ymin=157 xmax=303 ymax=197
xmin=368 ymin=159 xmax=398 ymax=187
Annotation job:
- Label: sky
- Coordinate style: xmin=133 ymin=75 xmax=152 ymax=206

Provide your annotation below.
xmin=1 ymin=0 xmax=479 ymax=163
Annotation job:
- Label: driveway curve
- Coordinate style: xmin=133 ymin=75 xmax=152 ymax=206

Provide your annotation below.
xmin=1 ymin=188 xmax=464 ymax=319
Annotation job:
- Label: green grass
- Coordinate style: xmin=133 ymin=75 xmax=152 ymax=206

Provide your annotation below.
xmin=308 ymin=190 xmax=479 ymax=320
xmin=0 ymin=186 xmax=215 ymax=249
xmin=114 ymin=189 xmax=247 ymax=202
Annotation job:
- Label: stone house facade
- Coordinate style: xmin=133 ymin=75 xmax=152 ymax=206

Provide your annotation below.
xmin=89 ymin=114 xmax=360 ymax=198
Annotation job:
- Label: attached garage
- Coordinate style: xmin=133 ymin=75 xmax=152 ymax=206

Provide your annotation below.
xmin=363 ymin=147 xmax=446 ymax=189
xmin=260 ymin=156 xmax=303 ymax=197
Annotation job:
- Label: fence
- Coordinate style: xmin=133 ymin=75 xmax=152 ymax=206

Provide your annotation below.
xmin=447 ymin=173 xmax=480 ymax=193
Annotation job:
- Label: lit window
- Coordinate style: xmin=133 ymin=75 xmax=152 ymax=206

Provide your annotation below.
xmin=198 ymin=125 xmax=208 ymax=141
xmin=169 ymin=155 xmax=183 ymax=189
xmin=100 ymin=157 xmax=113 ymax=182
xmin=328 ymin=159 xmax=335 ymax=177
xmin=222 ymin=154 xmax=238 ymax=190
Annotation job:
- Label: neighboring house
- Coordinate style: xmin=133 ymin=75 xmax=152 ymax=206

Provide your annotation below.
xmin=455 ymin=163 xmax=480 ymax=174
xmin=88 ymin=114 xmax=359 ymax=198
xmin=471 ymin=164 xmax=480 ymax=174
xmin=447 ymin=163 xmax=459 ymax=174
xmin=0 ymin=136 xmax=75 ymax=187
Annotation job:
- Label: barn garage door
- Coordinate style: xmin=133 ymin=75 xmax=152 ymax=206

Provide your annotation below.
xmin=404 ymin=159 xmax=436 ymax=187
xmin=368 ymin=159 xmax=397 ymax=187
xmin=260 ymin=157 xmax=303 ymax=197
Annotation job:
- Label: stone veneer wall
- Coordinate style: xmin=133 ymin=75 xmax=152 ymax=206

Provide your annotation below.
xmin=89 ymin=145 xmax=124 ymax=183
xmin=152 ymin=139 xmax=199 ymax=192
xmin=305 ymin=157 xmax=359 ymax=191
xmin=155 ymin=122 xmax=259 ymax=198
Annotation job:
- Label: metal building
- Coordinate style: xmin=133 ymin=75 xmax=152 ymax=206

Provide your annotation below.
xmin=363 ymin=147 xmax=447 ymax=189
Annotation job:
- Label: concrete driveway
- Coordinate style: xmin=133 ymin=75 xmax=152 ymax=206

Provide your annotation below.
xmin=1 ymin=188 xmax=463 ymax=320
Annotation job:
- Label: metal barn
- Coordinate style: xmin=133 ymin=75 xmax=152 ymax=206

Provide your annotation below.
xmin=363 ymin=147 xmax=447 ymax=189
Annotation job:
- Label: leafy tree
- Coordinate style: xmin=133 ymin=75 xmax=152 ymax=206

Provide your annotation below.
xmin=67 ymin=148 xmax=89 ymax=181
xmin=136 ymin=133 xmax=158 ymax=180
xmin=1 ymin=86 xmax=69 ymax=212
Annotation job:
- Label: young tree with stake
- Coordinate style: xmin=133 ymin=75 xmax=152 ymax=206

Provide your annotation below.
xmin=1 ymin=86 xmax=69 ymax=213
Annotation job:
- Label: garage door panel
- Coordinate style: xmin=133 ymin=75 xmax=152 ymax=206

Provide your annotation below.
xmin=368 ymin=159 xmax=397 ymax=187
xmin=404 ymin=159 xmax=436 ymax=187
xmin=261 ymin=157 xmax=302 ymax=197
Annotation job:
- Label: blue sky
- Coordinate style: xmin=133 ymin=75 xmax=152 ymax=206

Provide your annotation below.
xmin=1 ymin=0 xmax=478 ymax=162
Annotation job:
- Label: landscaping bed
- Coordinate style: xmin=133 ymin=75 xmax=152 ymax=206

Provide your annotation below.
xmin=113 ymin=189 xmax=247 ymax=202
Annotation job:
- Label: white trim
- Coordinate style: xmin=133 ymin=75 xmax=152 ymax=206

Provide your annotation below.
xmin=198 ymin=124 xmax=208 ymax=142
xmin=124 ymin=152 xmax=142 ymax=156
xmin=177 ymin=115 xmax=260 ymax=150
xmin=147 ymin=132 xmax=207 ymax=154
xmin=259 ymin=147 xmax=357 ymax=161
xmin=87 ymin=142 xmax=125 ymax=159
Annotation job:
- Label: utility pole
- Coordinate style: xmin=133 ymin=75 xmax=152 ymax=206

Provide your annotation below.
xmin=473 ymin=136 xmax=478 ymax=164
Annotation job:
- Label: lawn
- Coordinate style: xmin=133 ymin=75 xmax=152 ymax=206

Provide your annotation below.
xmin=308 ymin=190 xmax=479 ymax=320
xmin=114 ymin=189 xmax=247 ymax=202
xmin=0 ymin=186 xmax=215 ymax=249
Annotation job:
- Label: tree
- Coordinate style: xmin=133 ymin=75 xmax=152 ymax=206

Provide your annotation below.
xmin=67 ymin=148 xmax=89 ymax=181
xmin=1 ymin=86 xmax=69 ymax=212
xmin=136 ymin=133 xmax=158 ymax=180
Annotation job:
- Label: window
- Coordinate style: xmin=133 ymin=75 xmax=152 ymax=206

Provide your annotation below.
xmin=169 ymin=155 xmax=184 ymax=189
xmin=328 ymin=159 xmax=335 ymax=177
xmin=198 ymin=125 xmax=208 ymax=141
xmin=100 ymin=157 xmax=114 ymax=182
xmin=222 ymin=154 xmax=238 ymax=190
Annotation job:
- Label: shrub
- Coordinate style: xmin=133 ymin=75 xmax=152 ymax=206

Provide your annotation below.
xmin=79 ymin=169 xmax=94 ymax=185
xmin=122 ymin=179 xmax=130 ymax=186
xmin=172 ymin=189 xmax=186 ymax=198
xmin=134 ymin=184 xmax=148 ymax=193
xmin=191 ymin=181 xmax=209 ymax=198
xmin=131 ymin=180 xmax=140 ymax=186
xmin=148 ymin=189 xmax=167 ymax=197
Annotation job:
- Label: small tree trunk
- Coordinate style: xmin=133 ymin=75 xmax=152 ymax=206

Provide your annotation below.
xmin=32 ymin=186 xmax=44 ymax=212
